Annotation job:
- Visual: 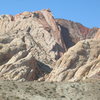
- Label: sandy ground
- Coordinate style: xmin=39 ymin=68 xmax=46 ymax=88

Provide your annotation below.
xmin=0 ymin=80 xmax=100 ymax=100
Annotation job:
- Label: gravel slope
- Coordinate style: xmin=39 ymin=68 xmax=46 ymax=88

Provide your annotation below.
xmin=0 ymin=80 xmax=100 ymax=100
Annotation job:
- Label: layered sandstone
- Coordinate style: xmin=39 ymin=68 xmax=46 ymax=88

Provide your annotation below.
xmin=0 ymin=9 xmax=99 ymax=81
xmin=94 ymin=29 xmax=100 ymax=39
xmin=0 ymin=9 xmax=61 ymax=81
xmin=46 ymin=39 xmax=100 ymax=82
xmin=0 ymin=9 xmax=64 ymax=64
xmin=56 ymin=19 xmax=98 ymax=48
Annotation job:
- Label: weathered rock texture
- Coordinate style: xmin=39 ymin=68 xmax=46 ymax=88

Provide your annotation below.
xmin=0 ymin=9 xmax=63 ymax=65
xmin=0 ymin=9 xmax=99 ymax=81
xmin=46 ymin=39 xmax=100 ymax=82
xmin=94 ymin=29 xmax=100 ymax=39
xmin=0 ymin=9 xmax=62 ymax=81
xmin=56 ymin=19 xmax=98 ymax=48
xmin=0 ymin=51 xmax=51 ymax=81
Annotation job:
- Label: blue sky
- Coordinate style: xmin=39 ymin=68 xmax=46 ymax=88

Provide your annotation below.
xmin=0 ymin=0 xmax=100 ymax=28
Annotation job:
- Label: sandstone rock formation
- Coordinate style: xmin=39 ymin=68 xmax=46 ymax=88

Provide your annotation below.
xmin=56 ymin=19 xmax=98 ymax=48
xmin=0 ymin=9 xmax=99 ymax=81
xmin=0 ymin=9 xmax=61 ymax=81
xmin=94 ymin=29 xmax=100 ymax=39
xmin=0 ymin=9 xmax=64 ymax=64
xmin=46 ymin=39 xmax=100 ymax=82
xmin=0 ymin=51 xmax=51 ymax=81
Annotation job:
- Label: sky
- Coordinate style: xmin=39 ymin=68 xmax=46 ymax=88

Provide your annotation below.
xmin=0 ymin=0 xmax=100 ymax=28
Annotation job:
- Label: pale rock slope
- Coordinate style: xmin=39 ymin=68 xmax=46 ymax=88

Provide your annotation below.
xmin=0 ymin=9 xmax=100 ymax=81
xmin=94 ymin=29 xmax=100 ymax=39
xmin=0 ymin=9 xmax=63 ymax=81
xmin=46 ymin=39 xmax=100 ymax=82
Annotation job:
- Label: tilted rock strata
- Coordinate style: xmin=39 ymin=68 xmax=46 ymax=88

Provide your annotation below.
xmin=0 ymin=9 xmax=61 ymax=81
xmin=94 ymin=29 xmax=100 ymax=39
xmin=0 ymin=44 xmax=51 ymax=81
xmin=0 ymin=9 xmax=65 ymax=66
xmin=0 ymin=52 xmax=37 ymax=81
xmin=46 ymin=39 xmax=100 ymax=82
xmin=56 ymin=19 xmax=98 ymax=48
xmin=0 ymin=9 xmax=100 ymax=81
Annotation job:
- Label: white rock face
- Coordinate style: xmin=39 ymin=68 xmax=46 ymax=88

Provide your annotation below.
xmin=46 ymin=39 xmax=100 ymax=82
xmin=0 ymin=10 xmax=65 ymax=65
xmin=0 ymin=10 xmax=64 ymax=81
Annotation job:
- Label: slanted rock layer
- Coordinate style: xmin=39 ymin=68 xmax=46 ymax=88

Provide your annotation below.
xmin=46 ymin=39 xmax=100 ymax=82
xmin=0 ymin=9 xmax=100 ymax=81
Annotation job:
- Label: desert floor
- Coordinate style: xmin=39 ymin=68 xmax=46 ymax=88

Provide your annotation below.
xmin=0 ymin=80 xmax=100 ymax=100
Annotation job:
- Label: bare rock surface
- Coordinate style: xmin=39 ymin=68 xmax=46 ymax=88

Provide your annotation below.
xmin=0 ymin=51 xmax=51 ymax=81
xmin=0 ymin=9 xmax=62 ymax=65
xmin=0 ymin=9 xmax=62 ymax=81
xmin=0 ymin=9 xmax=100 ymax=82
xmin=94 ymin=28 xmax=100 ymax=39
xmin=0 ymin=9 xmax=100 ymax=100
xmin=56 ymin=19 xmax=98 ymax=48
xmin=46 ymin=39 xmax=100 ymax=82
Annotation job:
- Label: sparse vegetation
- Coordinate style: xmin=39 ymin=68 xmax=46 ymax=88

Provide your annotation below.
xmin=0 ymin=80 xmax=99 ymax=100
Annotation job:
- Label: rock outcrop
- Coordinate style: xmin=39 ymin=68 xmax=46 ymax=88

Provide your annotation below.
xmin=94 ymin=29 xmax=100 ymax=39
xmin=0 ymin=51 xmax=51 ymax=81
xmin=0 ymin=9 xmax=99 ymax=81
xmin=56 ymin=19 xmax=98 ymax=48
xmin=0 ymin=9 xmax=64 ymax=65
xmin=46 ymin=39 xmax=100 ymax=82
xmin=0 ymin=9 xmax=62 ymax=81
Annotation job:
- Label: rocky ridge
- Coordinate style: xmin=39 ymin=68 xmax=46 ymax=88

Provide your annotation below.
xmin=0 ymin=9 xmax=61 ymax=81
xmin=46 ymin=39 xmax=100 ymax=82
xmin=56 ymin=19 xmax=98 ymax=48
xmin=0 ymin=9 xmax=99 ymax=82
